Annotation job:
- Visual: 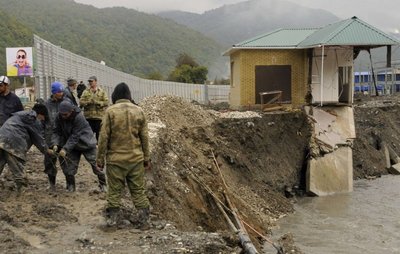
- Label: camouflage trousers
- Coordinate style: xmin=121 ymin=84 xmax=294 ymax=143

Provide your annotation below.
xmin=0 ymin=149 xmax=27 ymax=187
xmin=106 ymin=161 xmax=150 ymax=209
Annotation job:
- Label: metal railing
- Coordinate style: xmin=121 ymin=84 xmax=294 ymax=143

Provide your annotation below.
xmin=33 ymin=34 xmax=229 ymax=104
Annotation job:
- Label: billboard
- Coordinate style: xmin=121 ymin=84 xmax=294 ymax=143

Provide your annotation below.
xmin=6 ymin=47 xmax=33 ymax=77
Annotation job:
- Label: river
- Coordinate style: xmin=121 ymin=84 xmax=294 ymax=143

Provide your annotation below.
xmin=271 ymin=175 xmax=400 ymax=254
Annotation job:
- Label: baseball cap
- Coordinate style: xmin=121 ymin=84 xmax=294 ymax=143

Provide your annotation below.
xmin=0 ymin=76 xmax=10 ymax=85
xmin=88 ymin=76 xmax=97 ymax=81
xmin=67 ymin=78 xmax=77 ymax=86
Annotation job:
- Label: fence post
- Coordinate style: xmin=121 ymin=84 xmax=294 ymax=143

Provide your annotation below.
xmin=204 ymin=83 xmax=209 ymax=104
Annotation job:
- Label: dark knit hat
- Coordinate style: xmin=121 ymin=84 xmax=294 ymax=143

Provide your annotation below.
xmin=59 ymin=100 xmax=74 ymax=114
xmin=32 ymin=103 xmax=49 ymax=120
xmin=112 ymin=82 xmax=132 ymax=104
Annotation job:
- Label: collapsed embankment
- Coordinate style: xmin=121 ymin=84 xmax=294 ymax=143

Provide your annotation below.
xmin=0 ymin=94 xmax=396 ymax=253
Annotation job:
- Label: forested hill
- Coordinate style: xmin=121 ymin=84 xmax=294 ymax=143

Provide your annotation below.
xmin=159 ymin=0 xmax=339 ymax=46
xmin=0 ymin=9 xmax=33 ymax=75
xmin=0 ymin=0 xmax=223 ymax=77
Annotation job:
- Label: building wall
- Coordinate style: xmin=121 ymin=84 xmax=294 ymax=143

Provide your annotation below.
xmin=229 ymin=52 xmax=242 ymax=108
xmin=310 ymin=47 xmax=353 ymax=103
xmin=229 ymin=49 xmax=308 ymax=108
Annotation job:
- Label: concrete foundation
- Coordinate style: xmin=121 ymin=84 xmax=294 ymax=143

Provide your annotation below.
xmin=307 ymin=146 xmax=353 ymax=196
xmin=306 ymin=106 xmax=355 ymax=196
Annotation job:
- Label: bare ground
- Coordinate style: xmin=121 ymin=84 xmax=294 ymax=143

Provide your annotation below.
xmin=0 ymin=94 xmax=396 ymax=254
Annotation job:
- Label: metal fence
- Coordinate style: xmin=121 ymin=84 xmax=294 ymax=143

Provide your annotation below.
xmin=33 ymin=34 xmax=230 ymax=104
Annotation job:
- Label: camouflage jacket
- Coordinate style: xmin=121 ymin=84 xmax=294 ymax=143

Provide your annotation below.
xmin=0 ymin=111 xmax=47 ymax=161
xmin=96 ymin=99 xmax=150 ymax=167
xmin=79 ymin=87 xmax=108 ymax=120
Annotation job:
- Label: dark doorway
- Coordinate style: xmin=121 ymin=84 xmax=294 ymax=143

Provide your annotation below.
xmin=255 ymin=65 xmax=291 ymax=104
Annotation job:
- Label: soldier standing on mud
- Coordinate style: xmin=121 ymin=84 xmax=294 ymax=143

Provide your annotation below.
xmin=0 ymin=103 xmax=51 ymax=194
xmin=51 ymin=100 xmax=106 ymax=192
xmin=79 ymin=76 xmax=108 ymax=142
xmin=96 ymin=82 xmax=151 ymax=230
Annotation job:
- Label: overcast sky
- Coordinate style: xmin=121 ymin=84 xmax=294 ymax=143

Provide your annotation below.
xmin=75 ymin=0 xmax=399 ymax=33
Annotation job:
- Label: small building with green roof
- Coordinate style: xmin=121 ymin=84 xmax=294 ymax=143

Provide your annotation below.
xmin=224 ymin=17 xmax=400 ymax=196
xmin=224 ymin=16 xmax=400 ymax=109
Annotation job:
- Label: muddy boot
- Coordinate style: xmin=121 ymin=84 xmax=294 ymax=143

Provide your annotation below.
xmin=105 ymin=207 xmax=120 ymax=227
xmin=66 ymin=175 xmax=76 ymax=192
xmin=48 ymin=175 xmax=56 ymax=192
xmin=137 ymin=207 xmax=150 ymax=230
xmin=98 ymin=174 xmax=107 ymax=192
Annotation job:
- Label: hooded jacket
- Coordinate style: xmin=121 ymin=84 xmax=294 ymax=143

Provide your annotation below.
xmin=51 ymin=107 xmax=97 ymax=152
xmin=0 ymin=111 xmax=47 ymax=160
xmin=96 ymin=99 xmax=150 ymax=167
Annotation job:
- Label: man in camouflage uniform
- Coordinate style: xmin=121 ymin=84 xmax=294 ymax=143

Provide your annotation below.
xmin=0 ymin=103 xmax=50 ymax=194
xmin=96 ymin=82 xmax=151 ymax=230
xmin=51 ymin=100 xmax=106 ymax=192
xmin=79 ymin=76 xmax=108 ymax=142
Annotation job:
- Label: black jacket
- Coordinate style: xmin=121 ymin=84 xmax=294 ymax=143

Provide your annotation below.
xmin=51 ymin=108 xmax=96 ymax=152
xmin=0 ymin=92 xmax=24 ymax=126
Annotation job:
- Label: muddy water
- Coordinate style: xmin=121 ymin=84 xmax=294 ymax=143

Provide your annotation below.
xmin=272 ymin=175 xmax=400 ymax=254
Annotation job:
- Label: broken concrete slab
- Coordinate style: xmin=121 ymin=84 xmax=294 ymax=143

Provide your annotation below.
xmin=305 ymin=106 xmax=355 ymax=150
xmin=382 ymin=143 xmax=391 ymax=169
xmin=326 ymin=106 xmax=356 ymax=139
xmin=388 ymin=163 xmax=400 ymax=175
xmin=307 ymin=147 xmax=353 ymax=196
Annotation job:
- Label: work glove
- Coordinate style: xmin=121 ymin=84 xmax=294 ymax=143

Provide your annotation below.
xmin=59 ymin=149 xmax=67 ymax=158
xmin=47 ymin=148 xmax=55 ymax=156
xmin=95 ymin=164 xmax=104 ymax=174
xmin=52 ymin=145 xmax=59 ymax=153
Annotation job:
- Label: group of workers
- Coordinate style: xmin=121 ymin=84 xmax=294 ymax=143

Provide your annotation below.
xmin=0 ymin=75 xmax=151 ymax=230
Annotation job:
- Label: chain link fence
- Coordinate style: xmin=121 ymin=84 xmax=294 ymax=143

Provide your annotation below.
xmin=33 ymin=34 xmax=229 ymax=104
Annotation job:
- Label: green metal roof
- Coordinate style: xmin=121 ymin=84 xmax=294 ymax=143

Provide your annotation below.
xmin=224 ymin=16 xmax=400 ymax=55
xmin=235 ymin=28 xmax=318 ymax=48
xmin=298 ymin=16 xmax=400 ymax=47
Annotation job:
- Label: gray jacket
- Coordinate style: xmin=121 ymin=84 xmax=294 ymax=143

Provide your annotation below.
xmin=51 ymin=108 xmax=96 ymax=152
xmin=0 ymin=111 xmax=47 ymax=160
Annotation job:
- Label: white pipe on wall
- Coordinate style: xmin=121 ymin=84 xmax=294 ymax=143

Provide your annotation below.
xmin=320 ymin=45 xmax=325 ymax=107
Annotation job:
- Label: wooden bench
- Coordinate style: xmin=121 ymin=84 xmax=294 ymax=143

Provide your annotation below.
xmin=259 ymin=90 xmax=282 ymax=111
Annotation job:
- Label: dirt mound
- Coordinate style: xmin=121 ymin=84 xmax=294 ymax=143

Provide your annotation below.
xmin=353 ymin=93 xmax=400 ymax=179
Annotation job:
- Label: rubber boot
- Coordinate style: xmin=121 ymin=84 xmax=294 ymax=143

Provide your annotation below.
xmin=105 ymin=207 xmax=120 ymax=227
xmin=98 ymin=174 xmax=107 ymax=192
xmin=66 ymin=175 xmax=76 ymax=192
xmin=48 ymin=175 xmax=56 ymax=192
xmin=137 ymin=207 xmax=150 ymax=230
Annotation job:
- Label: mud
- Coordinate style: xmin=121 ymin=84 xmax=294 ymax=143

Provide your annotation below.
xmin=0 ymin=94 xmax=396 ymax=253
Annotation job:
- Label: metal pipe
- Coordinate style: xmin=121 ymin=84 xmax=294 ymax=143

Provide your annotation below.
xmin=320 ymin=45 xmax=325 ymax=106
